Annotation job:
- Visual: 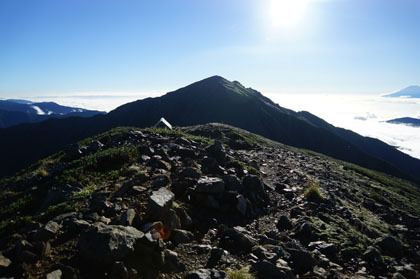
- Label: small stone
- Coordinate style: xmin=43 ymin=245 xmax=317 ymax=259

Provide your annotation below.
xmin=0 ymin=252 xmax=11 ymax=267
xmin=362 ymin=247 xmax=383 ymax=264
xmin=120 ymin=209 xmax=136 ymax=226
xmin=252 ymin=260 xmax=295 ymax=279
xmin=164 ymin=249 xmax=186 ymax=272
xmin=277 ymin=215 xmax=293 ymax=231
xmin=175 ymin=207 xmax=193 ymax=229
xmin=206 ymin=141 xmax=226 ymax=165
xmin=46 ymin=269 xmax=62 ymax=279
xmin=236 ymin=194 xmax=247 ymax=216
xmin=185 ymin=269 xmax=226 ymax=279
xmin=206 ymin=248 xmax=225 ymax=267
xmin=138 ymin=145 xmax=154 ymax=156
xmin=34 ymin=241 xmax=51 ymax=257
xmin=181 ymin=167 xmax=202 ymax=179
xmin=151 ymin=175 xmax=171 ymax=189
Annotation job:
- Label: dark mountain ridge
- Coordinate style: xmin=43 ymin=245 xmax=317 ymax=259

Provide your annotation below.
xmin=387 ymin=117 xmax=420 ymax=127
xmin=0 ymin=99 xmax=105 ymax=128
xmin=0 ymin=76 xmax=419 ymax=182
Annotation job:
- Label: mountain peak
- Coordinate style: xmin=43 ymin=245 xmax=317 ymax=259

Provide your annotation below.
xmin=385 ymin=85 xmax=420 ymax=98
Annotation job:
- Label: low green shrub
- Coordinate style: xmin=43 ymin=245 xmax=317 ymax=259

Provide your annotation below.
xmin=227 ymin=267 xmax=255 ymax=279
xmin=304 ymin=184 xmax=324 ymax=202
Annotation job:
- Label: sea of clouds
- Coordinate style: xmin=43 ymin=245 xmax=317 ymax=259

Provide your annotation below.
xmin=21 ymin=92 xmax=420 ymax=160
xmin=266 ymin=93 xmax=420 ymax=160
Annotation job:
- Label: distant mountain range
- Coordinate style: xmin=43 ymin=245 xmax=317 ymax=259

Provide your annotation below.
xmin=0 ymin=76 xmax=419 ymax=182
xmin=0 ymin=99 xmax=105 ymax=128
xmin=387 ymin=117 xmax=420 ymax=127
xmin=384 ymin=85 xmax=420 ymax=98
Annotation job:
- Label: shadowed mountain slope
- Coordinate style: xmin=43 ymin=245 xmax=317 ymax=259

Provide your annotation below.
xmin=0 ymin=76 xmax=419 ymax=181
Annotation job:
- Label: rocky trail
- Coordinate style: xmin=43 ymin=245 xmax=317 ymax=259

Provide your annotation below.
xmin=0 ymin=123 xmax=419 ymax=279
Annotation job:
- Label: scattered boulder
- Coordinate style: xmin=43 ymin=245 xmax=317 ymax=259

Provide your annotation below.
xmin=362 ymin=247 xmax=383 ymax=265
xmin=242 ymin=175 xmax=267 ymax=202
xmin=375 ymin=236 xmax=404 ymax=258
xmin=33 ymin=221 xmax=61 ymax=241
xmin=147 ymin=187 xmax=175 ymax=219
xmin=252 ymin=260 xmax=296 ymax=279
xmin=219 ymin=226 xmax=257 ymax=252
xmin=287 ymin=247 xmax=315 ymax=275
xmin=79 ymin=222 xmax=144 ymax=264
xmin=308 ymin=241 xmax=338 ymax=262
xmin=196 ymin=177 xmax=225 ymax=193
xmin=163 ymin=249 xmax=186 ymax=272
xmin=171 ymin=229 xmax=194 ymax=244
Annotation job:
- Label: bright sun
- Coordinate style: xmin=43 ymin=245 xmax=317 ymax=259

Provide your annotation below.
xmin=268 ymin=0 xmax=308 ymax=28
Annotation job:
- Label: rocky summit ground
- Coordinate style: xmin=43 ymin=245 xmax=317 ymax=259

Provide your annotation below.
xmin=0 ymin=123 xmax=419 ymax=279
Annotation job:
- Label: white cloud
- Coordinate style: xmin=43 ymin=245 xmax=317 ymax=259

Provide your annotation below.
xmin=266 ymin=92 xmax=420 ymax=159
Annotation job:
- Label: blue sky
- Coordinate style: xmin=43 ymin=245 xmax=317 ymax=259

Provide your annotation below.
xmin=1 ymin=0 xmax=420 ymax=97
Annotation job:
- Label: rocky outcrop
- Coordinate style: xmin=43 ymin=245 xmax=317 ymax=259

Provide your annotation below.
xmin=0 ymin=124 xmax=419 ymax=279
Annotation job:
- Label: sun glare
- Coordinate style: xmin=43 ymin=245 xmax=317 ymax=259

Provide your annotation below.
xmin=268 ymin=0 xmax=308 ymax=28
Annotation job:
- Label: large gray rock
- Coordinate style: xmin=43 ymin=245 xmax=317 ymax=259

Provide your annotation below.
xmin=185 ymin=269 xmax=226 ymax=279
xmin=79 ymin=222 xmax=144 ymax=264
xmin=147 ymin=187 xmax=175 ymax=219
xmin=196 ymin=177 xmax=225 ymax=193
